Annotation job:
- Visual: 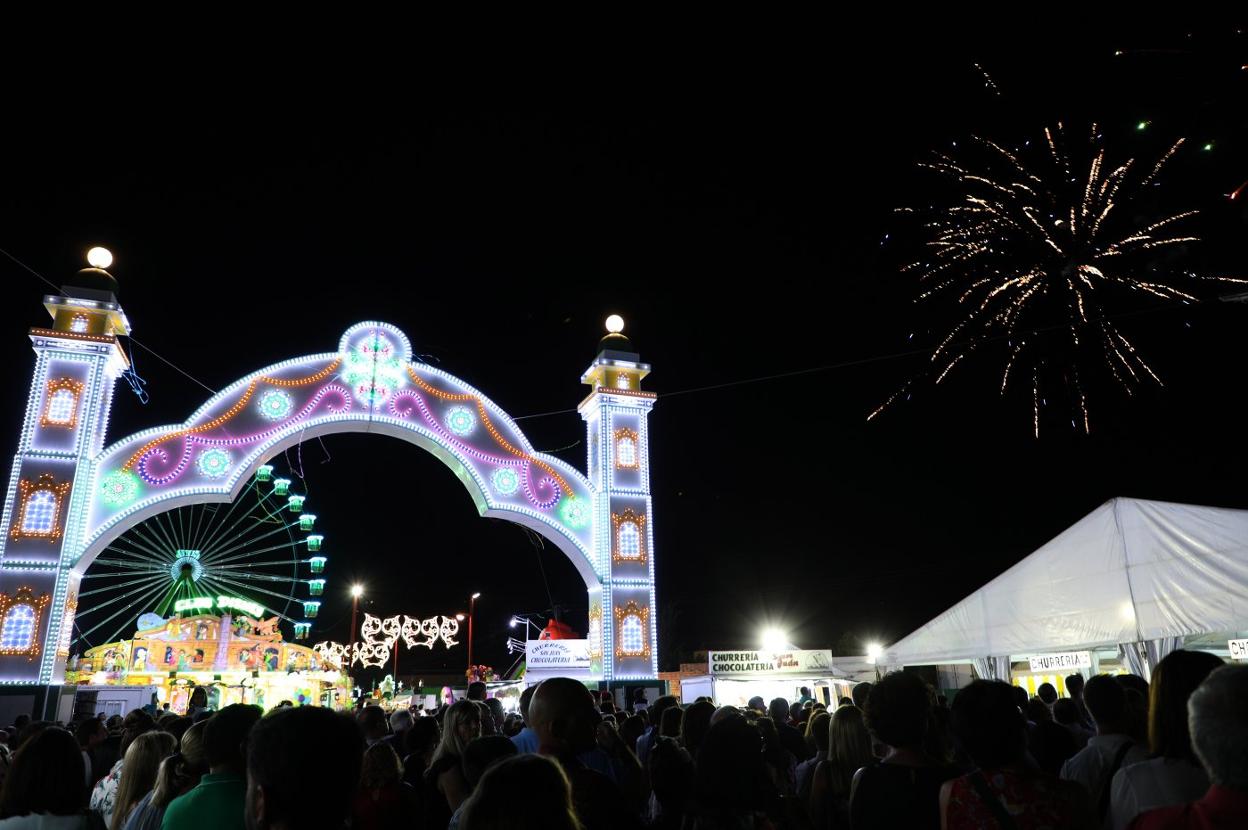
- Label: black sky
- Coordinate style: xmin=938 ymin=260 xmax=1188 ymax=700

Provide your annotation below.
xmin=2 ymin=19 xmax=1246 ymax=678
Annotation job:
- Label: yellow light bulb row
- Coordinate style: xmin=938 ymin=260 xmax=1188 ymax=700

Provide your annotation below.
xmin=407 ymin=367 xmax=573 ymax=498
xmin=123 ymin=359 xmax=341 ymax=471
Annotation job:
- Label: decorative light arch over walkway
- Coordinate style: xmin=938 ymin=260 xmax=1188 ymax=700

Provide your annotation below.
xmin=0 ymin=273 xmax=658 ymax=695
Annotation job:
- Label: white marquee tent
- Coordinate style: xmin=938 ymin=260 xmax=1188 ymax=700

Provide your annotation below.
xmin=884 ymin=498 xmax=1248 ymax=679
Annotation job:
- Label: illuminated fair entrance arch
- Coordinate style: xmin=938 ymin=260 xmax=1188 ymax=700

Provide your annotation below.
xmin=0 ymin=276 xmax=657 ymax=694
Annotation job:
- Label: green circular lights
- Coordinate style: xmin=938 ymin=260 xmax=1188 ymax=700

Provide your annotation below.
xmin=492 ymin=468 xmax=520 ymax=496
xmin=560 ymin=497 xmax=590 ymax=528
xmin=446 ymin=406 xmax=476 ymax=436
xmin=197 ymin=449 xmax=232 ymax=479
xmin=99 ymin=470 xmax=140 ymax=507
xmin=258 ymin=389 xmax=294 ymax=421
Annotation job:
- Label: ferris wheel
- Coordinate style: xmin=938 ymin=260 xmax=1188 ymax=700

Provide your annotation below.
xmin=74 ymin=462 xmax=329 ymax=650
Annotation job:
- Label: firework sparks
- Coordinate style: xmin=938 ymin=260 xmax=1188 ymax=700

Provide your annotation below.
xmin=874 ymin=123 xmax=1247 ymax=435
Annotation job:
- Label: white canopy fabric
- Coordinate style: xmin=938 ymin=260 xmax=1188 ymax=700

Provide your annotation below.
xmin=885 ymin=498 xmax=1248 ymax=667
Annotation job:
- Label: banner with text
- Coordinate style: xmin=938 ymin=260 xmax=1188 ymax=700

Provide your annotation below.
xmin=708 ymin=649 xmax=835 ymax=677
xmin=1228 ymin=639 xmax=1248 ymax=661
xmin=527 ymin=640 xmax=592 ymax=669
xmin=1027 ymin=652 xmax=1091 ymax=673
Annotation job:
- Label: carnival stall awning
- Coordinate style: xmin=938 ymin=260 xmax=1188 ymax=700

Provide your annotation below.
xmin=885 ymin=498 xmax=1248 ymax=667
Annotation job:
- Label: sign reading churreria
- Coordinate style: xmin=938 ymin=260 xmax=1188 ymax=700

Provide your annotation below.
xmin=1027 ymin=652 xmax=1091 ymax=673
xmin=708 ymin=649 xmax=835 ymax=676
xmin=527 ymin=639 xmax=592 ymax=669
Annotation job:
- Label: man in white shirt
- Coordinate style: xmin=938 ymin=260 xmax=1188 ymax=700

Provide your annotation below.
xmin=1059 ymin=675 xmax=1150 ymax=823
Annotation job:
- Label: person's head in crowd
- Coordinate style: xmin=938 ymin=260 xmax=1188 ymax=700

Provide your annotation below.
xmin=790 ymin=701 xmax=805 ymax=721
xmin=120 ymin=708 xmax=156 ymax=756
xmin=15 ymin=721 xmax=52 ymax=750
xmin=808 ymin=711 xmax=832 ymax=753
xmin=163 ymin=715 xmax=193 ymax=743
xmin=75 ymin=716 xmax=106 ymax=750
xmin=475 ymin=701 xmax=498 ymax=736
xmin=1052 ymin=699 xmax=1083 ymax=727
xmin=767 ymin=697 xmax=790 ymax=726
xmin=680 ymin=700 xmax=715 ymax=757
xmin=404 ymin=717 xmax=441 ymax=768
xmin=709 ymin=706 xmax=741 ymax=726
xmin=518 ymin=684 xmax=537 ymax=725
xmin=1025 ymin=699 xmax=1053 ymax=724
xmin=432 ymin=700 xmax=482 ymax=765
xmin=359 ymin=742 xmax=402 ymax=790
xmin=1188 ymin=664 xmax=1248 ymax=792
xmin=462 ymin=735 xmax=518 ymax=791
xmin=485 ymin=698 xmax=505 ymax=733
xmin=863 ymin=671 xmax=932 ymax=753
xmin=245 ymin=706 xmax=363 ymax=830
xmin=1116 ymin=673 xmax=1151 ymax=739
xmin=459 ymin=754 xmax=581 ymax=830
xmin=529 ymin=678 xmax=600 ymax=757
xmin=1083 ymin=674 xmax=1130 ymax=735
xmin=837 ymin=697 xmax=854 ymax=708
xmin=1011 ymin=684 xmax=1029 ymax=713
xmin=389 ymin=709 xmax=413 ymax=738
xmin=649 ymin=736 xmax=693 ymax=822
xmin=153 ymin=721 xmax=209 ymax=809
xmin=619 ymin=714 xmax=646 ymax=749
xmin=660 ymin=706 xmax=683 ymax=739
xmin=648 ymin=696 xmax=678 ymax=733
xmin=746 ymin=696 xmax=766 ymax=714
xmin=205 ymin=704 xmax=261 ymax=775
xmin=1148 ymin=649 xmax=1223 ymax=762
xmin=466 ymin=681 xmax=487 ymax=702
xmin=599 ymin=699 xmax=616 ymax=716
xmin=951 ymin=681 xmax=1027 ymax=770
xmin=359 ymin=706 xmax=387 ymax=741
xmin=0 ymin=727 xmax=84 ymax=819
xmin=111 ymin=730 xmax=177 ymax=830
xmin=11 ymin=715 xmax=29 ymax=734
xmin=691 ymin=716 xmax=778 ymax=819
xmin=188 ymin=687 xmax=208 ymax=710
xmin=1066 ymin=673 xmax=1086 ymax=701
xmin=851 ymin=682 xmax=873 ymax=710
xmin=105 ymin=715 xmax=123 ymax=732
xmin=1036 ymin=683 xmax=1058 ymax=706
xmin=827 ymin=704 xmax=875 ymax=797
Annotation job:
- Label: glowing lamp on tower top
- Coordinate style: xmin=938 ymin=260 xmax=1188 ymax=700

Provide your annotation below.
xmin=351 ymin=584 xmax=364 ymax=599
xmin=605 ymin=314 xmax=625 ymax=334
xmin=760 ymin=627 xmax=789 ymax=652
xmin=86 ymin=246 xmax=113 ymax=269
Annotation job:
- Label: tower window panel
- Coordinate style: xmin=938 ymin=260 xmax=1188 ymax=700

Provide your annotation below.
xmin=0 ymin=605 xmax=35 ymax=651
xmin=621 ymin=615 xmax=644 ymax=655
xmin=21 ymin=492 xmax=58 ymax=535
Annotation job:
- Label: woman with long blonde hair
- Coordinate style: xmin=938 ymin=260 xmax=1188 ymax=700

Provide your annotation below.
xmin=120 ymin=722 xmax=207 ymax=830
xmin=422 ymin=700 xmax=481 ymax=827
xmin=109 ymin=732 xmax=175 ymax=830
xmin=808 ymin=705 xmax=875 ymax=829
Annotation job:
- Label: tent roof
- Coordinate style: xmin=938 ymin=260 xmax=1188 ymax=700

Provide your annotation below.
xmin=885 ymin=498 xmax=1248 ymax=666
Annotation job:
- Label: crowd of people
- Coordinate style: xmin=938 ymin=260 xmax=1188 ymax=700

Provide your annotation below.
xmin=0 ymin=658 xmax=1243 ymax=828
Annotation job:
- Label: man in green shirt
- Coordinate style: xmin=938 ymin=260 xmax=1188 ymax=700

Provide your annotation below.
xmin=163 ymin=704 xmax=261 ymax=830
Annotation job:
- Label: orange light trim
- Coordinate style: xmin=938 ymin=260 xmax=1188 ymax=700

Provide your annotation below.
xmin=611 ymin=508 xmax=648 ymax=564
xmin=11 ymin=474 xmax=72 ymax=542
xmin=40 ymin=378 xmax=85 ymax=429
xmin=123 ymin=359 xmax=342 ymax=471
xmin=0 ymin=586 xmax=51 ymax=660
xmin=407 ymin=366 xmax=574 ymax=498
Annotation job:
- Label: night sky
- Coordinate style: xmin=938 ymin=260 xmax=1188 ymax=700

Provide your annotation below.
xmin=1 ymin=20 xmax=1245 ymax=680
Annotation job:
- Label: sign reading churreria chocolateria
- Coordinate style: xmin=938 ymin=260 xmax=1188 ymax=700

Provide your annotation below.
xmin=708 ymin=649 xmax=835 ymax=677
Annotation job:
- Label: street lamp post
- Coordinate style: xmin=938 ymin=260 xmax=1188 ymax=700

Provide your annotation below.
xmin=349 ymin=584 xmax=364 ymax=686
xmin=467 ymin=592 xmax=481 ymax=680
